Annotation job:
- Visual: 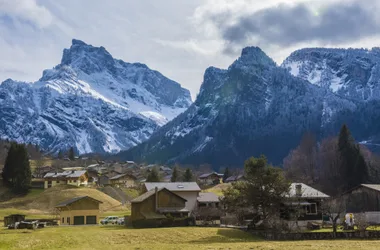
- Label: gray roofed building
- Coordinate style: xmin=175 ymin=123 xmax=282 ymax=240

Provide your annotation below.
xmin=199 ymin=172 xmax=223 ymax=179
xmin=43 ymin=170 xmax=89 ymax=189
xmin=144 ymin=182 xmax=201 ymax=192
xmin=44 ymin=170 xmax=87 ymax=179
xmin=287 ymin=183 xmax=330 ymax=198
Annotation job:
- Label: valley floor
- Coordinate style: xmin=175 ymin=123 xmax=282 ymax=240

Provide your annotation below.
xmin=1 ymin=226 xmax=380 ymax=250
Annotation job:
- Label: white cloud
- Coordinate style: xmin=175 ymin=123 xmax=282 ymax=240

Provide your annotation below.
xmin=0 ymin=0 xmax=53 ymax=28
xmin=0 ymin=0 xmax=379 ymax=100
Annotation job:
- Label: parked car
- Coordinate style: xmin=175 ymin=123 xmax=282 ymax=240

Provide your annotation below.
xmin=100 ymin=216 xmax=119 ymax=225
xmin=117 ymin=217 xmax=125 ymax=225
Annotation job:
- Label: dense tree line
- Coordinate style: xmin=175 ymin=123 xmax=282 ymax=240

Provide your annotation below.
xmin=284 ymin=124 xmax=373 ymax=196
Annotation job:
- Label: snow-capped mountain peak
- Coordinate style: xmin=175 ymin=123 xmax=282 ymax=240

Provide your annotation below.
xmin=0 ymin=39 xmax=192 ymax=155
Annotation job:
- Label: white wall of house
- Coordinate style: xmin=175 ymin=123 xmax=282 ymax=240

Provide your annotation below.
xmin=173 ymin=191 xmax=200 ymax=213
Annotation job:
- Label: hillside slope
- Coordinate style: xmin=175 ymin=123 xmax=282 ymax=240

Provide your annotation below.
xmin=0 ymin=185 xmax=122 ymax=212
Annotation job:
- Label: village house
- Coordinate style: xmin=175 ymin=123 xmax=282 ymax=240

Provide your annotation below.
xmin=198 ymin=172 xmax=223 ymax=185
xmin=43 ymin=170 xmax=88 ymax=189
xmin=98 ymin=175 xmax=110 ymax=186
xmin=196 ymin=192 xmax=222 ymax=221
xmin=144 ymin=182 xmax=201 ymax=213
xmin=109 ymin=173 xmax=137 ymax=188
xmin=55 ymin=196 xmax=102 ymax=225
xmin=197 ymin=192 xmax=220 ymax=208
xmin=342 ymin=184 xmax=380 ymax=224
xmin=282 ymin=183 xmax=330 ymax=228
xmin=131 ymin=187 xmax=188 ymax=223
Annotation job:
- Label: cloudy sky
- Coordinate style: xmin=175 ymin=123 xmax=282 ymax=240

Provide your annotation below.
xmin=1 ymin=0 xmax=380 ymax=99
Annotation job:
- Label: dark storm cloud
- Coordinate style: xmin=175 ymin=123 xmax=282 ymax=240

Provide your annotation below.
xmin=216 ymin=1 xmax=380 ymax=53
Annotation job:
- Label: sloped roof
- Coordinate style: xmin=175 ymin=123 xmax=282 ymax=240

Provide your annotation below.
xmin=131 ymin=187 xmax=187 ymax=203
xmin=225 ymin=175 xmax=244 ymax=182
xmin=197 ymin=192 xmax=220 ymax=203
xmin=287 ymin=183 xmax=329 ymax=198
xmin=145 ymin=182 xmax=201 ymax=192
xmin=199 ymin=172 xmax=222 ymax=179
xmin=44 ymin=170 xmax=86 ymax=179
xmin=356 ymin=184 xmax=380 ymax=193
xmin=55 ymin=196 xmax=103 ymax=208
xmin=109 ymin=173 xmax=136 ymax=180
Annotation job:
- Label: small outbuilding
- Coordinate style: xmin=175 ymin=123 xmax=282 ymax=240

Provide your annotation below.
xmin=55 ymin=196 xmax=103 ymax=225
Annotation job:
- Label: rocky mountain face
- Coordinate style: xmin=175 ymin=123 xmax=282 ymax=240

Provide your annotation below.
xmin=0 ymin=39 xmax=191 ymax=154
xmin=118 ymin=47 xmax=380 ymax=167
xmin=282 ymin=47 xmax=380 ymax=101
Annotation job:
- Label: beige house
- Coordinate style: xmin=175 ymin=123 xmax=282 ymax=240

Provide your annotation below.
xmin=43 ymin=171 xmax=88 ymax=189
xmin=55 ymin=196 xmax=102 ymax=225
xmin=109 ymin=173 xmax=137 ymax=187
xmin=144 ymin=182 xmax=201 ymax=214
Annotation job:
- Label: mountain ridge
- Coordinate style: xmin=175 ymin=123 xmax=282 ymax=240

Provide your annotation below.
xmin=0 ymin=39 xmax=192 ymax=155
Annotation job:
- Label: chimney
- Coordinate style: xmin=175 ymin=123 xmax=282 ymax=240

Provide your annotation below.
xmin=296 ymin=184 xmax=302 ymax=197
xmin=155 ymin=187 xmax=158 ymax=211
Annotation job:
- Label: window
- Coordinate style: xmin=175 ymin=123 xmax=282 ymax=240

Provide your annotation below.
xmin=305 ymin=203 xmax=317 ymax=215
xmin=67 ymin=217 xmax=71 ymax=225
xmin=198 ymin=203 xmax=207 ymax=208
xmin=62 ymin=217 xmax=64 ymax=224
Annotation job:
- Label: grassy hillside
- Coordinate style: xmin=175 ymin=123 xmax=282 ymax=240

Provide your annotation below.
xmin=204 ymin=183 xmax=231 ymax=197
xmin=0 ymin=185 xmax=123 ymax=217
xmin=1 ymin=226 xmax=380 ymax=250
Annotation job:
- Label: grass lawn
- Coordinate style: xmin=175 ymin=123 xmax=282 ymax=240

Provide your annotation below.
xmin=204 ymin=183 xmax=231 ymax=197
xmin=1 ymin=226 xmax=380 ymax=250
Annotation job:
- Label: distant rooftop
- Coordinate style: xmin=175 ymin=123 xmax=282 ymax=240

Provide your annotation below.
xmin=144 ymin=182 xmax=201 ymax=192
xmin=197 ymin=192 xmax=220 ymax=203
xmin=287 ymin=183 xmax=329 ymax=198
xmin=44 ymin=170 xmax=87 ymax=179
xmin=199 ymin=172 xmax=223 ymax=179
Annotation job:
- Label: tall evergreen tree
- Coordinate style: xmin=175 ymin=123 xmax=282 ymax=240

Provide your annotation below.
xmin=221 ymin=155 xmax=290 ymax=227
xmin=171 ymin=166 xmax=178 ymax=182
xmin=223 ymin=167 xmax=231 ymax=183
xmin=183 ymin=168 xmax=193 ymax=182
xmin=338 ymin=124 xmax=368 ymax=191
xmin=146 ymin=168 xmax=160 ymax=182
xmin=2 ymin=143 xmax=31 ymax=193
xmin=68 ymin=147 xmax=75 ymax=161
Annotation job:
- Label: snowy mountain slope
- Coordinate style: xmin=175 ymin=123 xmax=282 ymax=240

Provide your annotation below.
xmin=118 ymin=47 xmax=363 ymax=166
xmin=0 ymin=39 xmax=191 ymax=154
xmin=282 ymin=47 xmax=380 ymax=101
